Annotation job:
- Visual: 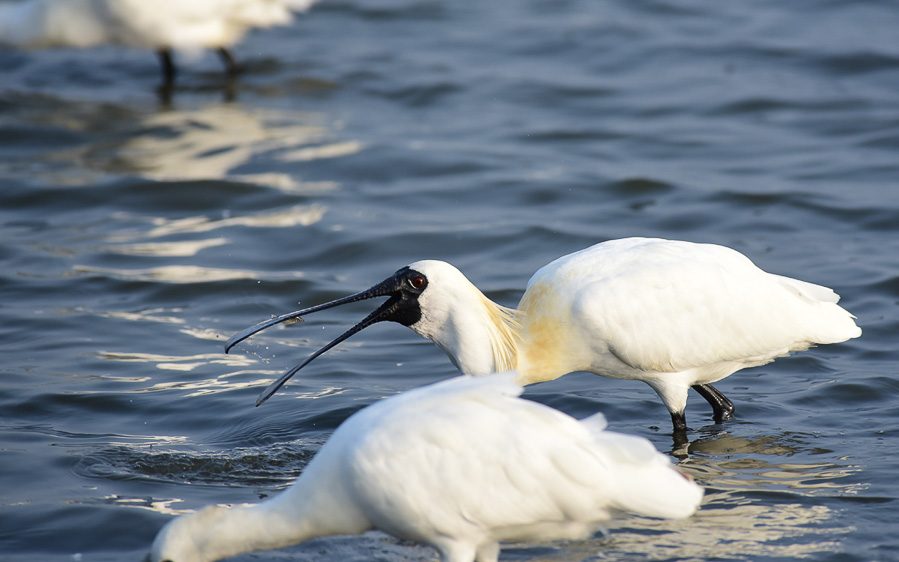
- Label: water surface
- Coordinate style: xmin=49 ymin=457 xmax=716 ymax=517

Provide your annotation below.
xmin=1 ymin=0 xmax=897 ymax=560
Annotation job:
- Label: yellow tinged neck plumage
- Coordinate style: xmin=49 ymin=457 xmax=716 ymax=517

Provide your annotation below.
xmin=479 ymin=294 xmax=523 ymax=373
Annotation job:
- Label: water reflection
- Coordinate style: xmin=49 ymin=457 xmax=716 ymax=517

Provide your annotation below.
xmin=97 ymin=349 xmax=357 ymax=401
xmin=1 ymin=95 xmax=360 ymax=192
xmin=602 ymin=428 xmax=864 ymax=560
xmin=107 ymin=496 xmax=187 ymax=517
xmin=98 ymin=351 xmax=254 ymax=369
xmin=585 ymin=499 xmax=852 ymax=561
xmin=680 ymin=428 xmax=867 ymax=497
xmin=74 ymin=264 xmax=305 ymax=283
xmin=108 ymin=104 xmax=354 ymax=188
xmin=97 ymin=307 xmax=187 ymax=324
xmin=96 ymin=350 xmax=272 ymax=396
xmin=107 ymin=204 xmax=327 ymax=241
xmin=100 ymin=238 xmax=228 ymax=257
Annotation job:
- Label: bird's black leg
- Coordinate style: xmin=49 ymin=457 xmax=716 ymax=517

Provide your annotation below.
xmin=157 ymin=48 xmax=176 ymax=85
xmin=670 ymin=411 xmax=688 ymax=433
xmin=669 ymin=411 xmax=690 ymax=450
xmin=691 ymin=383 xmax=735 ymax=423
xmin=217 ymin=47 xmax=244 ymax=76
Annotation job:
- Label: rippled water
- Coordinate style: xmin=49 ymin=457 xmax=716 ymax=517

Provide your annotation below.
xmin=1 ymin=0 xmax=898 ymax=560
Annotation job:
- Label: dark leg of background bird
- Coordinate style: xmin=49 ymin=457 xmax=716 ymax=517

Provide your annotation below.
xmin=691 ymin=383 xmax=735 ymax=422
xmin=157 ymin=48 xmax=176 ymax=85
xmin=156 ymin=48 xmax=176 ymax=104
xmin=217 ymin=48 xmax=241 ymax=102
xmin=217 ymin=47 xmax=244 ymax=76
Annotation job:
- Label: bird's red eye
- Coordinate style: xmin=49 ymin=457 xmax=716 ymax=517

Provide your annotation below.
xmin=409 ymin=276 xmax=425 ymax=289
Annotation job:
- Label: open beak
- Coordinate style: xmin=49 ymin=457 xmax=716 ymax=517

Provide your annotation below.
xmin=225 ymin=268 xmax=416 ymax=406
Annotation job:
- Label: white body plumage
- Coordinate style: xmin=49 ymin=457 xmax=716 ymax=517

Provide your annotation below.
xmin=150 ymin=373 xmax=703 ymax=562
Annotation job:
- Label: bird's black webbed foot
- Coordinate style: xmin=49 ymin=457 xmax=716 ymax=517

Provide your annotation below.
xmin=692 ymin=383 xmax=735 ymax=423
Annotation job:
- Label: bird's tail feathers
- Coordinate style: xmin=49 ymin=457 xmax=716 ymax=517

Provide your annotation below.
xmin=609 ymin=458 xmax=703 ymax=519
xmin=811 ymin=303 xmax=862 ymax=344
xmin=775 ymin=275 xmax=862 ymax=343
xmin=592 ymin=431 xmax=704 ymax=519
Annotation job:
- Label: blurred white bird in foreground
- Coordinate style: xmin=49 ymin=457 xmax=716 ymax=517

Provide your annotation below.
xmin=0 ymin=0 xmax=318 ymax=83
xmin=149 ymin=373 xmax=703 ymax=562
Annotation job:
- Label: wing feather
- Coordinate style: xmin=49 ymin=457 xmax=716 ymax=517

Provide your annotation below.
xmin=534 ymin=239 xmax=859 ymax=374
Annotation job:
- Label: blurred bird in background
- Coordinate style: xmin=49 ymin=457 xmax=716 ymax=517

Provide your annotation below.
xmin=0 ymin=0 xmax=318 ymax=84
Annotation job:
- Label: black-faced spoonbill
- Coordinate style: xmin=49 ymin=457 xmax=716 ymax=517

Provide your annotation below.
xmin=226 ymin=237 xmax=862 ymax=432
xmin=0 ymin=0 xmax=318 ymax=84
xmin=148 ymin=373 xmax=703 ymax=562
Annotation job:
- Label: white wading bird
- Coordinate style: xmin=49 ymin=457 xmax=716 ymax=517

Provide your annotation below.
xmin=0 ymin=0 xmax=317 ymax=83
xmin=226 ymin=237 xmax=862 ymax=432
xmin=149 ymin=373 xmax=704 ymax=562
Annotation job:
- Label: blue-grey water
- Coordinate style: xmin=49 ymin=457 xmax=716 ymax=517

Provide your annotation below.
xmin=1 ymin=0 xmax=898 ymax=560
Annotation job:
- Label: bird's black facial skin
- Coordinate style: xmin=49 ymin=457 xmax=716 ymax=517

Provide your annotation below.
xmin=383 ymin=267 xmax=427 ymax=326
xmin=225 ymin=267 xmax=428 ymax=406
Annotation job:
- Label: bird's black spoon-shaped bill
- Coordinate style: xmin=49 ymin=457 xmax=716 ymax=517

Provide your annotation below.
xmin=224 ymin=267 xmax=424 ymax=406
xmin=252 ymin=296 xmax=404 ymax=406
